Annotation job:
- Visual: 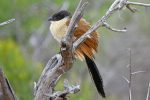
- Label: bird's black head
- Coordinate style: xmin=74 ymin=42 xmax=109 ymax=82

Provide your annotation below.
xmin=48 ymin=10 xmax=71 ymax=21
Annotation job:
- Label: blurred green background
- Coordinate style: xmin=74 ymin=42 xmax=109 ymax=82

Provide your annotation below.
xmin=0 ymin=0 xmax=150 ymax=100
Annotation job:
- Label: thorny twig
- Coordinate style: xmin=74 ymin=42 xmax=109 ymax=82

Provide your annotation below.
xmin=122 ymin=49 xmax=145 ymax=100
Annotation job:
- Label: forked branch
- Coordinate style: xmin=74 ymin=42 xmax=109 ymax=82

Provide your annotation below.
xmin=35 ymin=0 xmax=150 ymax=100
xmin=73 ymin=0 xmax=150 ymax=50
xmin=34 ymin=0 xmax=87 ymax=99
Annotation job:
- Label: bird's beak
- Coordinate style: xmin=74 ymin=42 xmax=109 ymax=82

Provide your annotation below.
xmin=48 ymin=16 xmax=53 ymax=21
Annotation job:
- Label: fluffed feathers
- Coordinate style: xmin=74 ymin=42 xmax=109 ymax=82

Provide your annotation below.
xmin=71 ymin=18 xmax=98 ymax=61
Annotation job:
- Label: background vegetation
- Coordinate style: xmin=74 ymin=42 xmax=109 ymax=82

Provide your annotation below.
xmin=0 ymin=0 xmax=150 ymax=100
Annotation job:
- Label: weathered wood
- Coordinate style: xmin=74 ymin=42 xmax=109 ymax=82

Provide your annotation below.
xmin=34 ymin=0 xmax=87 ymax=99
xmin=34 ymin=54 xmax=63 ymax=100
xmin=34 ymin=0 xmax=150 ymax=99
xmin=0 ymin=68 xmax=18 ymax=100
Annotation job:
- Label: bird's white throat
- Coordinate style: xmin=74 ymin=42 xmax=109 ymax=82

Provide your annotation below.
xmin=50 ymin=17 xmax=68 ymax=43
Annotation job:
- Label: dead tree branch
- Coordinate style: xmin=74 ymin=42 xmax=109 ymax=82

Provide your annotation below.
xmin=34 ymin=54 xmax=62 ymax=100
xmin=0 ymin=68 xmax=18 ymax=100
xmin=126 ymin=1 xmax=150 ymax=7
xmin=102 ymin=22 xmax=127 ymax=32
xmin=146 ymin=81 xmax=150 ymax=100
xmin=34 ymin=0 xmax=87 ymax=99
xmin=0 ymin=19 xmax=15 ymax=27
xmin=122 ymin=49 xmax=145 ymax=100
xmin=35 ymin=0 xmax=150 ymax=100
xmin=61 ymin=0 xmax=88 ymax=71
xmin=73 ymin=0 xmax=150 ymax=50
xmin=44 ymin=80 xmax=80 ymax=100
xmin=128 ymin=48 xmax=132 ymax=100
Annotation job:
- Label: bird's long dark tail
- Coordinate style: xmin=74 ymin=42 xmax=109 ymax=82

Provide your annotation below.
xmin=84 ymin=54 xmax=105 ymax=98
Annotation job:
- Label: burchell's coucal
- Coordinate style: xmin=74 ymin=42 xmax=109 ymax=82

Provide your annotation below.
xmin=48 ymin=10 xmax=105 ymax=98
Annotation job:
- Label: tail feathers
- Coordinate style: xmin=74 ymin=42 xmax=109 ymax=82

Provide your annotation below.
xmin=84 ymin=54 xmax=105 ymax=98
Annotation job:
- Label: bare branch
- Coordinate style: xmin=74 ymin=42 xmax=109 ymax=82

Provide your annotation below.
xmin=34 ymin=0 xmax=86 ymax=99
xmin=123 ymin=48 xmax=146 ymax=100
xmin=131 ymin=71 xmax=145 ymax=75
xmin=73 ymin=0 xmax=128 ymax=50
xmin=126 ymin=5 xmax=137 ymax=13
xmin=128 ymin=48 xmax=132 ymax=100
xmin=0 ymin=68 xmax=18 ymax=100
xmin=35 ymin=0 xmax=150 ymax=99
xmin=122 ymin=76 xmax=130 ymax=83
xmin=129 ymin=87 xmax=132 ymax=100
xmin=0 ymin=18 xmax=15 ymax=27
xmin=63 ymin=79 xmax=80 ymax=94
xmin=65 ymin=0 xmax=88 ymax=41
xmin=103 ymin=22 xmax=127 ymax=32
xmin=44 ymin=80 xmax=80 ymax=100
xmin=126 ymin=1 xmax=150 ymax=7
xmin=34 ymin=54 xmax=63 ymax=100
xmin=146 ymin=81 xmax=150 ymax=100
xmin=61 ymin=0 xmax=88 ymax=71
xmin=73 ymin=0 xmax=150 ymax=50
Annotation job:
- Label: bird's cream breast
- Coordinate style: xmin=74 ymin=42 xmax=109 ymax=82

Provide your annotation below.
xmin=50 ymin=18 xmax=68 ymax=43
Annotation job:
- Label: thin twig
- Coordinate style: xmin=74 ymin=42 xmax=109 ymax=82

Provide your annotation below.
xmin=131 ymin=71 xmax=145 ymax=75
xmin=73 ymin=0 xmax=150 ymax=50
xmin=73 ymin=0 xmax=127 ymax=50
xmin=126 ymin=5 xmax=137 ymax=13
xmin=128 ymin=48 xmax=132 ymax=100
xmin=123 ymin=49 xmax=146 ymax=100
xmin=0 ymin=18 xmax=15 ymax=27
xmin=146 ymin=81 xmax=150 ymax=100
xmin=103 ymin=22 xmax=127 ymax=32
xmin=126 ymin=1 xmax=150 ymax=7
xmin=122 ymin=76 xmax=129 ymax=83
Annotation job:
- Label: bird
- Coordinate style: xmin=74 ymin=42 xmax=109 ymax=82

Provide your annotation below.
xmin=48 ymin=10 xmax=105 ymax=98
